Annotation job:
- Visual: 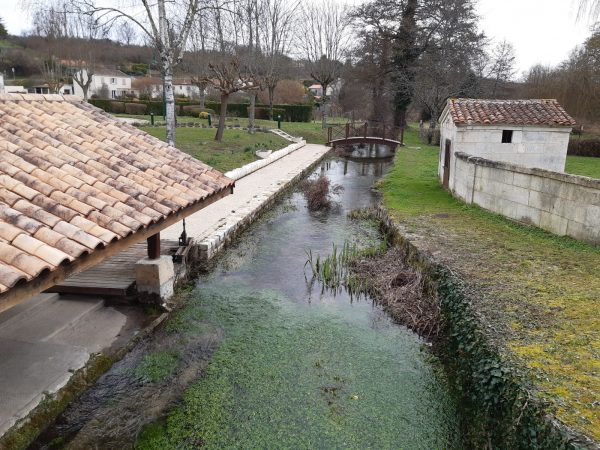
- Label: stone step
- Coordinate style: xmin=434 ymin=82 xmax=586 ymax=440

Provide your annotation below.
xmin=0 ymin=295 xmax=104 ymax=343
xmin=0 ymin=293 xmax=59 ymax=328
xmin=48 ymin=304 xmax=127 ymax=353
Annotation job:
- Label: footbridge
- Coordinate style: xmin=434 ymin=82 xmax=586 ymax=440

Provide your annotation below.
xmin=326 ymin=121 xmax=404 ymax=149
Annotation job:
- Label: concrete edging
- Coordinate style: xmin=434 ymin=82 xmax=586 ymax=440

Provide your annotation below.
xmin=224 ymin=140 xmax=307 ymax=181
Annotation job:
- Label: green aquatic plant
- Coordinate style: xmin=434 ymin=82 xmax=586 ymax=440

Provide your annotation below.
xmin=135 ymin=351 xmax=181 ymax=383
xmin=305 ymin=240 xmax=388 ymax=297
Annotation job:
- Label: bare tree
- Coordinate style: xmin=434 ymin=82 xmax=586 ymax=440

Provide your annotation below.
xmin=298 ymin=0 xmax=350 ymax=126
xmin=410 ymin=0 xmax=484 ymax=129
xmin=198 ymin=57 xmax=259 ymax=141
xmin=41 ymin=56 xmax=66 ymax=93
xmin=117 ymin=21 xmax=137 ymax=46
xmin=579 ymin=0 xmax=600 ymax=21
xmin=260 ymin=0 xmax=299 ymax=119
xmin=487 ymin=40 xmax=516 ymax=97
xmin=81 ymin=0 xmax=200 ymax=146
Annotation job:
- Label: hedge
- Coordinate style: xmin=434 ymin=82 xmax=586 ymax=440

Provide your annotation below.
xmin=89 ymin=99 xmax=312 ymax=122
xmin=254 ymin=107 xmax=285 ymax=120
xmin=568 ymin=139 xmax=600 ymax=157
xmin=125 ymin=103 xmax=148 ymax=115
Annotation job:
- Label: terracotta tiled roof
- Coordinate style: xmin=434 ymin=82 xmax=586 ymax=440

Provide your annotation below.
xmin=0 ymin=93 xmax=234 ymax=293
xmin=446 ymin=99 xmax=576 ymax=127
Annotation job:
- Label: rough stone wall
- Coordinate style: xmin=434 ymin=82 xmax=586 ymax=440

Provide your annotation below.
xmin=452 ymin=152 xmax=600 ymax=245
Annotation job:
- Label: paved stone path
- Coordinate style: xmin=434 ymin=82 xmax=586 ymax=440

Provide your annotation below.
xmin=0 ymin=294 xmax=127 ymax=436
xmin=162 ymin=143 xmax=330 ymax=259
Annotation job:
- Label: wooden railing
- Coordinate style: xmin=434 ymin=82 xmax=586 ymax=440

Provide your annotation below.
xmin=327 ymin=121 xmax=404 ymax=145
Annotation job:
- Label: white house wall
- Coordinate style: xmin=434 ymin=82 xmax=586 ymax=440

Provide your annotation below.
xmin=454 ymin=125 xmax=570 ymax=172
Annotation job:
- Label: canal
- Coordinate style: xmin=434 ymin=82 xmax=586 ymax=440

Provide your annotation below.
xmin=32 ymin=153 xmax=461 ymax=449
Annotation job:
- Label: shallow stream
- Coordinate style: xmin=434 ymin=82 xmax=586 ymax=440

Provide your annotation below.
xmin=32 ymin=156 xmax=461 ymax=449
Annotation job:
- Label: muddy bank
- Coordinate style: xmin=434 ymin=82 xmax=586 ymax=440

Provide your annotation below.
xmin=350 ymin=206 xmax=597 ymax=449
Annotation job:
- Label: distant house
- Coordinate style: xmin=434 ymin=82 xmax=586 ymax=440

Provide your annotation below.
xmin=134 ymin=77 xmax=202 ymax=99
xmin=308 ymin=79 xmax=343 ymax=99
xmin=438 ymin=98 xmax=576 ymax=189
xmin=28 ymin=84 xmax=74 ymax=95
xmin=72 ymin=68 xmax=134 ymax=99
xmin=308 ymin=84 xmax=323 ymax=97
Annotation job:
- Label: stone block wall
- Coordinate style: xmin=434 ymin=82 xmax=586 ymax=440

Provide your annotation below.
xmin=452 ymin=152 xmax=600 ymax=245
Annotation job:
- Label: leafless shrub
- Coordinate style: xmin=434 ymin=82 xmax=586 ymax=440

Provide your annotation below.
xmin=300 ymin=176 xmax=343 ymax=211
xmin=351 ymin=247 xmax=441 ymax=340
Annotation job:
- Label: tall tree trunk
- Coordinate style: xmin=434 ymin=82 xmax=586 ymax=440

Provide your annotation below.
xmin=215 ymin=93 xmax=229 ymax=141
xmin=248 ymin=91 xmax=256 ymax=133
xmin=321 ymin=83 xmax=329 ymax=129
xmin=199 ymin=85 xmax=206 ymax=109
xmin=163 ymin=63 xmax=176 ymax=146
xmin=392 ymin=0 xmax=419 ymax=127
xmin=268 ymin=85 xmax=275 ymax=120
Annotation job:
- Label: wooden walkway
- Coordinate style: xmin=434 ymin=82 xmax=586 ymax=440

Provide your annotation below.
xmin=46 ymin=240 xmax=179 ymax=297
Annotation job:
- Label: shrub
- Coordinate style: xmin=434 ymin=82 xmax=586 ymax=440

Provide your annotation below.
xmin=300 ymin=175 xmax=343 ymax=211
xmin=567 ymin=139 xmax=600 ymax=157
xmin=87 ymin=99 xmax=311 ymax=122
xmin=111 ymin=101 xmax=126 ymax=114
xmin=88 ymin=98 xmax=112 ymax=112
xmin=253 ymin=107 xmax=285 ymax=120
xmin=125 ymin=102 xmax=148 ymax=115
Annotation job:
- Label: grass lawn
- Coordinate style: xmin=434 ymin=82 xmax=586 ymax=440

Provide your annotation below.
xmin=565 ymin=155 xmax=600 ymax=179
xmin=142 ymin=127 xmax=288 ymax=173
xmin=382 ymin=127 xmax=600 ymax=441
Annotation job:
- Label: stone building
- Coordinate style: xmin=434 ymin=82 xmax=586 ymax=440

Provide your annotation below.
xmin=438 ymin=98 xmax=576 ymax=190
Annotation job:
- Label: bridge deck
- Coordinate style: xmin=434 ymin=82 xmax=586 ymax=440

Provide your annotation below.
xmin=328 ymin=136 xmax=402 ymax=146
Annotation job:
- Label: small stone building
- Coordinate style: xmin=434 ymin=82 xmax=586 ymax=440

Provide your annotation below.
xmin=438 ymin=99 xmax=576 ymax=190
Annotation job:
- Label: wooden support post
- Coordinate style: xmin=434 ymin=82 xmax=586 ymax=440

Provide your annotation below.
xmin=400 ymin=127 xmax=405 ymax=146
xmin=345 ymin=123 xmax=350 ymax=139
xmin=327 ymin=127 xmax=332 ymax=143
xmin=147 ymin=232 xmax=161 ymax=259
xmin=364 ymin=122 xmax=367 ymax=138
xmin=382 ymin=125 xmax=386 ymax=140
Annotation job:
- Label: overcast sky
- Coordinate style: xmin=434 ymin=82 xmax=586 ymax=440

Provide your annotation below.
xmin=0 ymin=0 xmax=595 ymax=77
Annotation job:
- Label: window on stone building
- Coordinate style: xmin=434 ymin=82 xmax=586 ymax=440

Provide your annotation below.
xmin=502 ymin=130 xmax=513 ymax=143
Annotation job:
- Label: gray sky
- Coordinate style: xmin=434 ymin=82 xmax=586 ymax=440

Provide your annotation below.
xmin=0 ymin=0 xmax=595 ymax=77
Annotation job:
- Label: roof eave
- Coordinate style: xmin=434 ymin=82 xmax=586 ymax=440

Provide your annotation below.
xmin=0 ymin=185 xmax=233 ymax=313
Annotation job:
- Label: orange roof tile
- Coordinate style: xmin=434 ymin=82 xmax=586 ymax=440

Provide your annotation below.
xmin=446 ymin=99 xmax=576 ymax=127
xmin=0 ymin=93 xmax=234 ymax=293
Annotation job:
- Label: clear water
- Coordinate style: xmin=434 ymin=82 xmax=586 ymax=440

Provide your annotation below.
xmin=31 ymin=157 xmax=461 ymax=450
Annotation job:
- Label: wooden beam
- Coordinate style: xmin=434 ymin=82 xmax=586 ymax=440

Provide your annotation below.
xmin=147 ymin=233 xmax=161 ymax=259
xmin=0 ymin=186 xmax=233 ymax=314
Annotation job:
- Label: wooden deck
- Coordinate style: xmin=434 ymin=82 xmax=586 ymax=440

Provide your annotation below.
xmin=46 ymin=240 xmax=179 ymax=297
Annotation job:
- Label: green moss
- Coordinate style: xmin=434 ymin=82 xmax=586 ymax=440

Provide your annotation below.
xmin=136 ymin=284 xmax=459 ymax=449
xmin=135 ymin=351 xmax=181 ymax=383
xmin=382 ymin=127 xmax=600 ymax=442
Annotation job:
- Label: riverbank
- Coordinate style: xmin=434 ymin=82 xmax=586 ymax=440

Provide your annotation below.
xmin=379 ymin=128 xmax=599 ymax=445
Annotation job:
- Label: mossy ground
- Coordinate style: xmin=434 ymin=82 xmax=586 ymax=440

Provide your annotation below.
xmin=382 ymin=127 xmax=600 ymax=441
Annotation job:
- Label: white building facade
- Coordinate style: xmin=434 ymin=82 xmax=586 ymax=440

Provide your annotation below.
xmin=438 ymin=99 xmax=576 ymax=191
xmin=72 ymin=69 xmax=133 ymax=99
